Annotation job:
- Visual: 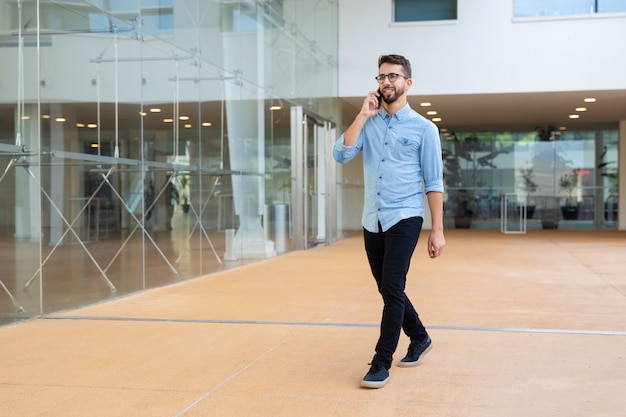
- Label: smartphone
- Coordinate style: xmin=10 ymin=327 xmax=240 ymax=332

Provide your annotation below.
xmin=376 ymin=89 xmax=382 ymax=108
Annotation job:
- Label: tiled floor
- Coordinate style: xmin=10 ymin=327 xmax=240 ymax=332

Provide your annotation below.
xmin=1 ymin=230 xmax=625 ymax=416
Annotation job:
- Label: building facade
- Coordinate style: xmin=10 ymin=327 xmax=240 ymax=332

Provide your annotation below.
xmin=0 ymin=0 xmax=624 ymax=323
xmin=336 ymin=0 xmax=626 ymax=233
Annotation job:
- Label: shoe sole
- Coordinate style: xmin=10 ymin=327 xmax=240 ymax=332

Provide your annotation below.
xmin=396 ymin=341 xmax=433 ymax=368
xmin=360 ymin=376 xmax=390 ymax=389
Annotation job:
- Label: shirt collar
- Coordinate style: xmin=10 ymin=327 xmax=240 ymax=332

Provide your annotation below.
xmin=379 ymin=103 xmax=411 ymax=120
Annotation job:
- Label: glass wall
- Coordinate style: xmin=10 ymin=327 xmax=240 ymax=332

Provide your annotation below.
xmin=441 ymin=127 xmax=619 ymax=230
xmin=0 ymin=0 xmax=338 ymax=324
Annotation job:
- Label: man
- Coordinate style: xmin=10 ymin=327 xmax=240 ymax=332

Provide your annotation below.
xmin=333 ymin=54 xmax=445 ymax=389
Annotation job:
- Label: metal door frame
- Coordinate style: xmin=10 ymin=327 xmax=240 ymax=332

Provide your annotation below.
xmin=290 ymin=106 xmax=336 ymax=250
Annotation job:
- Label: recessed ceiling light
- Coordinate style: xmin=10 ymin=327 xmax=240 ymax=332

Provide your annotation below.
xmin=42 ymin=114 xmax=51 ymax=119
xmin=150 ymin=108 xmax=161 ymax=113
xmin=163 ymin=118 xmax=174 ymax=123
xmin=55 ymin=118 xmax=66 ymax=123
xmin=202 ymin=122 xmax=212 ymax=127
xmin=419 ymin=102 xmax=432 ymax=107
xmin=568 ymin=114 xmax=580 ymax=119
xmin=575 ymin=107 xmax=587 ymax=112
xmin=184 ymin=124 xmax=192 ymax=128
xmin=583 ymin=97 xmax=596 ymax=103
xmin=139 ymin=112 xmax=147 ymax=116
xmin=87 ymin=123 xmax=97 ymax=128
xmin=179 ymin=116 xmax=190 ymax=120
xmin=427 ymin=111 xmax=437 ymax=115
xmin=21 ymin=116 xmax=30 ymax=120
xmin=90 ymin=143 xmax=99 ymax=148
xmin=269 ymin=105 xmax=282 ymax=111
xmin=76 ymin=123 xmax=85 ymax=128
xmin=432 ymin=117 xmax=442 ymax=122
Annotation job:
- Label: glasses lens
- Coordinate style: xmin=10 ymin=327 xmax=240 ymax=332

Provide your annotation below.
xmin=376 ymin=73 xmax=402 ymax=83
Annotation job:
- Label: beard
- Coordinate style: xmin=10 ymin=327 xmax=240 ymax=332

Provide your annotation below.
xmin=382 ymin=85 xmax=405 ymax=104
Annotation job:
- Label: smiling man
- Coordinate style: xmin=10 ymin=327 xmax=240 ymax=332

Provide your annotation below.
xmin=333 ymin=54 xmax=445 ymax=389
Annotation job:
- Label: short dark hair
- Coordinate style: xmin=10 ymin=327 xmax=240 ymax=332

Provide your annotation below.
xmin=378 ymin=54 xmax=412 ymax=78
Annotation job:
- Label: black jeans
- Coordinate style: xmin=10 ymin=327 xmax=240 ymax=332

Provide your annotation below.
xmin=363 ymin=217 xmax=428 ymax=369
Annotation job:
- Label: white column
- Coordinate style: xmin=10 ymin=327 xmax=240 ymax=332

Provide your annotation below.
xmin=222 ymin=25 xmax=275 ymax=258
xmin=14 ymin=104 xmax=40 ymax=242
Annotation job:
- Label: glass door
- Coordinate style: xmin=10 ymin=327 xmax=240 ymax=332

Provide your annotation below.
xmin=290 ymin=106 xmax=336 ymax=250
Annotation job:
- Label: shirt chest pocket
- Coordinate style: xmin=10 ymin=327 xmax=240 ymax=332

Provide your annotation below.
xmin=388 ymin=136 xmax=420 ymax=161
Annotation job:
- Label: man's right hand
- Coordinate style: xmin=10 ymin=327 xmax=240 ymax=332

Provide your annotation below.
xmin=342 ymin=91 xmax=382 ymax=147
xmin=361 ymin=90 xmax=383 ymax=117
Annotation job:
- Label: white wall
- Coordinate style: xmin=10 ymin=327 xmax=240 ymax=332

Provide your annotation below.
xmin=338 ymin=0 xmax=626 ymax=97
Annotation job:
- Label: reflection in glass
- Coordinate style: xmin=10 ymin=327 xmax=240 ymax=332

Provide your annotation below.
xmin=442 ymin=129 xmax=618 ymax=230
xmin=0 ymin=0 xmax=339 ymax=324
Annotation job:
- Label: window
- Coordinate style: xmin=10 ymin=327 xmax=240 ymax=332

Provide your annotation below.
xmin=9 ymin=0 xmax=175 ymax=36
xmin=394 ymin=0 xmax=457 ymax=23
xmin=598 ymin=0 xmax=626 ymax=13
xmin=514 ymin=0 xmax=626 ymax=18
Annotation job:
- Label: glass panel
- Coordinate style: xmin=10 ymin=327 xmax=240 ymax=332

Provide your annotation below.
xmin=600 ymin=131 xmax=619 ymax=225
xmin=305 ymin=116 xmax=317 ymax=247
xmin=442 ymin=132 xmax=510 ymax=229
xmin=0 ymin=1 xmax=42 ymax=323
xmin=0 ymin=0 xmax=339 ymax=325
xmin=265 ymin=103 xmax=291 ymax=254
xmin=442 ymin=128 xmax=618 ymax=230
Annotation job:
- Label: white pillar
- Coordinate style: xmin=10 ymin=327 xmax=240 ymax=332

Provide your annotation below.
xmin=14 ymin=104 xmax=40 ymax=242
xmin=222 ymin=24 xmax=274 ymax=258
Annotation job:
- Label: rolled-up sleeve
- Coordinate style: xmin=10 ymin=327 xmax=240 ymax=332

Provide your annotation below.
xmin=333 ymin=134 xmax=362 ymax=164
xmin=421 ymin=123 xmax=444 ymax=194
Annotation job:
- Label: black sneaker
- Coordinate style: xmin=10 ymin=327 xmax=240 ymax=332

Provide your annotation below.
xmin=361 ymin=363 xmax=390 ymax=389
xmin=397 ymin=335 xmax=432 ymax=367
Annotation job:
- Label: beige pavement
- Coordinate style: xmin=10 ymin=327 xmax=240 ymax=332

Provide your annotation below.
xmin=1 ymin=230 xmax=625 ymax=416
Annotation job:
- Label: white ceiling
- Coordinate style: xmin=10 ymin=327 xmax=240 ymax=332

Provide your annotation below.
xmin=2 ymin=89 xmax=625 ymax=143
xmin=339 ymin=89 xmax=626 ymax=132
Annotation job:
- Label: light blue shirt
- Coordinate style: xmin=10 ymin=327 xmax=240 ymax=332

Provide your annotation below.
xmin=333 ymin=103 xmax=444 ymax=233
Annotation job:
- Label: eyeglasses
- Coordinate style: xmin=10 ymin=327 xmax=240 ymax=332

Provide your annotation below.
xmin=375 ymin=73 xmax=409 ymax=83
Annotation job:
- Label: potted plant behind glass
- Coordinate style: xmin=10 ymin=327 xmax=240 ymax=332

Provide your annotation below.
xmin=559 ymin=169 xmax=579 ymax=220
xmin=518 ymin=167 xmax=538 ymax=219
xmin=442 ymin=134 xmax=509 ymax=228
